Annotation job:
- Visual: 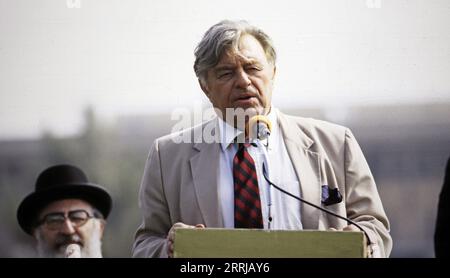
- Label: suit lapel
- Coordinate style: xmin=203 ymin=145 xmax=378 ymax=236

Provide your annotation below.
xmin=189 ymin=119 xmax=224 ymax=228
xmin=278 ymin=112 xmax=321 ymax=230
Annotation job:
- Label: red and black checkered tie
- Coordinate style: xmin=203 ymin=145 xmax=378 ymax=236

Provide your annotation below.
xmin=233 ymin=143 xmax=263 ymax=228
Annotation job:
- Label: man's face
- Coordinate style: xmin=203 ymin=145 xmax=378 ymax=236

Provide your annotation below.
xmin=33 ymin=199 xmax=105 ymax=258
xmin=200 ymin=34 xmax=276 ymax=124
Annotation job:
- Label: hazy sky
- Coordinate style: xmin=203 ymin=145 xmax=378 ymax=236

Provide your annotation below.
xmin=0 ymin=0 xmax=449 ymax=139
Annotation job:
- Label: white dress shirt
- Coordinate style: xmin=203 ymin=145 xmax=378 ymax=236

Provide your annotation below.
xmin=217 ymin=108 xmax=303 ymax=230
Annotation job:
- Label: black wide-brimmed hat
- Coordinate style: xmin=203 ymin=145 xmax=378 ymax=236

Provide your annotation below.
xmin=17 ymin=164 xmax=112 ymax=235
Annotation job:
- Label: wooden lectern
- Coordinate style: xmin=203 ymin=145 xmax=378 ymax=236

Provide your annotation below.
xmin=174 ymin=228 xmax=367 ymax=258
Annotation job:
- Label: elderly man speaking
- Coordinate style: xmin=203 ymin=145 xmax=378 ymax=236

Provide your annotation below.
xmin=133 ymin=20 xmax=392 ymax=258
xmin=17 ymin=164 xmax=112 ymax=258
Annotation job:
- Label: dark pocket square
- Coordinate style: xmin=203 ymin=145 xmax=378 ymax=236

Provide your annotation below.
xmin=321 ymin=185 xmax=343 ymax=206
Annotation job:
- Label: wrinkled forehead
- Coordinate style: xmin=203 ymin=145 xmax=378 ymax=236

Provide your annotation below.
xmin=38 ymin=199 xmax=94 ymax=218
xmin=216 ymin=50 xmax=256 ymax=66
xmin=216 ymin=38 xmax=269 ymax=67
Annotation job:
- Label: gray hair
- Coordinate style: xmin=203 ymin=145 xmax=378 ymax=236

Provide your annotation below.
xmin=194 ymin=20 xmax=277 ymax=83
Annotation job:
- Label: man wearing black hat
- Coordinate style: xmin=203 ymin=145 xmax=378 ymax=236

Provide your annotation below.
xmin=17 ymin=164 xmax=112 ymax=258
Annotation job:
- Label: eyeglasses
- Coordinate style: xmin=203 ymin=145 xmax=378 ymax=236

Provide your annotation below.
xmin=36 ymin=209 xmax=96 ymax=230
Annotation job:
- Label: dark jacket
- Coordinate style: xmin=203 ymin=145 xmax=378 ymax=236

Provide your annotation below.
xmin=435 ymin=157 xmax=450 ymax=258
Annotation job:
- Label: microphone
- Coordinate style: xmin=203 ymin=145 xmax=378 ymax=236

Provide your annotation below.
xmin=65 ymin=244 xmax=81 ymax=258
xmin=261 ymin=163 xmax=374 ymax=250
xmin=247 ymin=115 xmax=272 ymax=140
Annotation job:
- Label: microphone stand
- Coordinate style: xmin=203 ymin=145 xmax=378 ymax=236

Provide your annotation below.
xmin=253 ymin=139 xmax=273 ymax=230
xmin=261 ymin=163 xmax=373 ymax=249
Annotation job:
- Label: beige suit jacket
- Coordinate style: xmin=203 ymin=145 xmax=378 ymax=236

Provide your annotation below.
xmin=132 ymin=112 xmax=392 ymax=257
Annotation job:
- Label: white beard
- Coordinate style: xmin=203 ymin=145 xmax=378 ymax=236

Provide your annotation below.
xmin=35 ymin=222 xmax=103 ymax=258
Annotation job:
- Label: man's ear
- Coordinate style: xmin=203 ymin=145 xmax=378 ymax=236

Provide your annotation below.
xmin=32 ymin=228 xmax=39 ymax=240
xmin=271 ymin=65 xmax=277 ymax=80
xmin=98 ymin=220 xmax=106 ymax=240
xmin=199 ymin=78 xmax=211 ymax=99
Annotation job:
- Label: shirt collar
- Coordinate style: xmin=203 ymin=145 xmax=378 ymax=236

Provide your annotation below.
xmin=217 ymin=115 xmax=243 ymax=151
xmin=217 ymin=107 xmax=278 ymax=151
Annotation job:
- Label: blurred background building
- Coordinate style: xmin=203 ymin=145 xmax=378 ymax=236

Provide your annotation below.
xmin=1 ymin=103 xmax=449 ymax=257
